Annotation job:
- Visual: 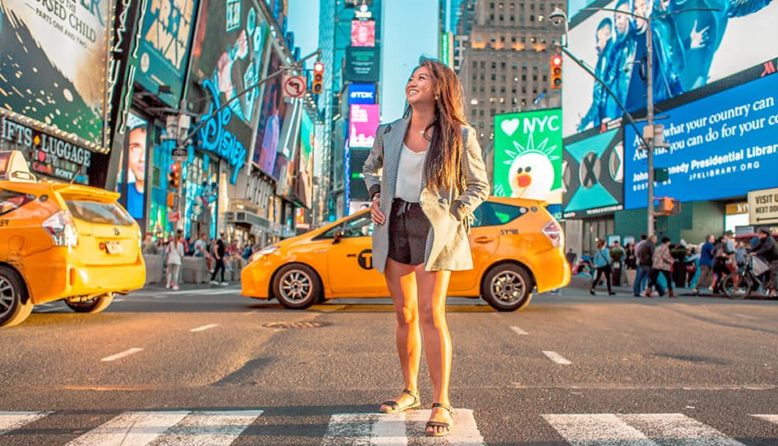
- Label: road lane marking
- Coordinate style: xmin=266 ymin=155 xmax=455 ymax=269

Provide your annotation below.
xmin=149 ymin=410 xmax=263 ymax=445
xmin=100 ymin=348 xmax=144 ymax=362
xmin=733 ymin=313 xmax=760 ymax=320
xmin=620 ymin=413 xmax=746 ymax=446
xmin=543 ymin=414 xmax=659 ymax=445
xmin=322 ymin=414 xmax=379 ymax=445
xmin=190 ymin=323 xmax=219 ymax=332
xmin=64 ymin=411 xmax=190 ymax=446
xmin=542 ymin=351 xmax=572 ymax=365
xmin=753 ymin=414 xmax=778 ymax=425
xmin=0 ymin=411 xmax=51 ymax=435
xmin=510 ymin=325 xmax=528 ymax=335
xmin=113 ymin=298 xmax=126 ymax=303
xmin=407 ymin=409 xmax=484 ymax=445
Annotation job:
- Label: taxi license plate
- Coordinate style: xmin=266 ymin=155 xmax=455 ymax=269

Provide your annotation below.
xmin=106 ymin=241 xmax=123 ymax=254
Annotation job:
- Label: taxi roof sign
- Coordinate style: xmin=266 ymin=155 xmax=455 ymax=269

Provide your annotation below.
xmin=0 ymin=150 xmax=37 ymax=182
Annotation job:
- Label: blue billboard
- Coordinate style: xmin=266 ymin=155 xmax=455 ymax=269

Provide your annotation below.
xmin=624 ymin=72 xmax=778 ymax=209
xmin=347 ymin=83 xmax=377 ymax=104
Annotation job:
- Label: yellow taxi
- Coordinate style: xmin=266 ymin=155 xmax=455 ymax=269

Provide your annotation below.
xmin=0 ymin=151 xmax=146 ymax=327
xmin=242 ymin=197 xmax=570 ymax=311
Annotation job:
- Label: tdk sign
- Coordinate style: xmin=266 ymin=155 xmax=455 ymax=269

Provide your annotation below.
xmin=348 ymin=83 xmax=377 ymax=104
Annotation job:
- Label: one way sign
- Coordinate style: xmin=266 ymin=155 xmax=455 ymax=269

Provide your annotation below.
xmin=283 ymin=75 xmax=307 ymax=98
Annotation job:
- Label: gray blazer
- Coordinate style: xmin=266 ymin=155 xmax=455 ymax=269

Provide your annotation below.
xmin=362 ymin=117 xmax=490 ymax=273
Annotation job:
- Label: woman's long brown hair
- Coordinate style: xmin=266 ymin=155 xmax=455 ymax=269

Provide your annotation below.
xmin=405 ymin=57 xmax=468 ymax=193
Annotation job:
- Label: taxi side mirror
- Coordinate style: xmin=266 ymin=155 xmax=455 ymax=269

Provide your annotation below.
xmin=333 ymin=230 xmax=344 ymax=244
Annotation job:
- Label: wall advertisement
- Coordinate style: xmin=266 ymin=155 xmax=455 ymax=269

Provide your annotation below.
xmin=345 ymin=46 xmax=380 ymax=83
xmin=624 ymin=72 xmax=778 ymax=209
xmin=563 ymin=0 xmax=778 ymax=137
xmin=347 ymin=83 xmax=377 ymax=105
xmin=0 ymin=0 xmax=113 ymax=150
xmin=349 ymin=104 xmax=379 ymax=149
xmin=255 ymin=48 xmax=289 ymax=178
xmin=563 ymin=127 xmax=624 ymax=217
xmin=136 ymin=0 xmax=199 ymax=106
xmin=295 ymin=111 xmax=315 ymax=209
xmin=351 ymin=19 xmax=375 ymax=47
xmin=493 ymin=109 xmax=563 ymax=203
xmin=274 ymin=98 xmax=302 ymax=201
xmin=118 ymin=113 xmax=148 ymax=220
xmin=187 ymin=0 xmax=269 ymax=183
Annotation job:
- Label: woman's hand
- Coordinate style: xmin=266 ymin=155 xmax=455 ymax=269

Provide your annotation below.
xmin=370 ymin=195 xmax=385 ymax=225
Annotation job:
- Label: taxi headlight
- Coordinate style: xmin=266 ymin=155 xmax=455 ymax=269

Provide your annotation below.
xmin=251 ymin=245 xmax=278 ymax=262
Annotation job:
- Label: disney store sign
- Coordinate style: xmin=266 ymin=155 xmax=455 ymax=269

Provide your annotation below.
xmin=197 ymin=79 xmax=248 ymax=184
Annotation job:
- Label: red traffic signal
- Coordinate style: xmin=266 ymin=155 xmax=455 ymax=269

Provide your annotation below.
xmin=312 ymin=62 xmax=324 ymax=94
xmin=550 ymin=54 xmax=562 ymax=90
xmin=168 ymin=163 xmax=181 ymax=189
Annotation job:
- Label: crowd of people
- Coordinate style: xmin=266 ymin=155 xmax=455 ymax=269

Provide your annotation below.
xmin=141 ymin=230 xmax=258 ymax=290
xmin=571 ymin=228 xmax=778 ymax=298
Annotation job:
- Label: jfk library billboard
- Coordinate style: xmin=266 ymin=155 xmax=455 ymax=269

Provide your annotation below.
xmin=562 ymin=0 xmax=778 ymax=215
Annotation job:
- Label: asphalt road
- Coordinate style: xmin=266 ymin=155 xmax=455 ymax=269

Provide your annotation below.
xmin=0 ymin=285 xmax=776 ymax=445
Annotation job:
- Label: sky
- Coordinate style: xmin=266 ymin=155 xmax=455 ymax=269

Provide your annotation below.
xmin=381 ymin=0 xmax=439 ymax=121
xmin=285 ymin=0 xmax=320 ymax=70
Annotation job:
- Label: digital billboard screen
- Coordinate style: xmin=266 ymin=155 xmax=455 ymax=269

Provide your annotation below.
xmin=255 ymin=49 xmax=289 ymax=177
xmin=294 ymin=111 xmax=315 ymax=208
xmin=351 ymin=20 xmax=376 ymax=47
xmin=493 ymin=109 xmax=563 ymax=203
xmin=0 ymin=0 xmax=112 ymax=148
xmin=624 ymin=72 xmax=778 ymax=209
xmin=136 ymin=0 xmax=199 ymax=106
xmin=118 ymin=113 xmax=148 ymax=220
xmin=347 ymin=83 xmax=377 ymax=105
xmin=345 ymin=46 xmax=380 ymax=83
xmin=562 ymin=0 xmax=778 ymax=137
xmin=563 ymin=128 xmax=624 ymax=217
xmin=349 ymin=104 xmax=379 ymax=148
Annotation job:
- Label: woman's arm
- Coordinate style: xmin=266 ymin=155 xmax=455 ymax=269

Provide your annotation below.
xmin=451 ymin=126 xmax=490 ymax=220
xmin=362 ymin=124 xmax=386 ymax=200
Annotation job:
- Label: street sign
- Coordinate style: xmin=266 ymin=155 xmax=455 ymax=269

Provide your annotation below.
xmin=283 ymin=75 xmax=306 ymax=98
xmin=748 ymin=187 xmax=778 ymax=225
xmin=172 ymin=146 xmax=187 ymax=162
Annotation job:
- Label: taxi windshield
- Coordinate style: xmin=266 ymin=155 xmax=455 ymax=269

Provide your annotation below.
xmin=65 ymin=200 xmax=135 ymax=226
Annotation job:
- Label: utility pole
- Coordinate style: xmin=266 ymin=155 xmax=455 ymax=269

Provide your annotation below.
xmin=645 ymin=16 xmax=655 ymax=237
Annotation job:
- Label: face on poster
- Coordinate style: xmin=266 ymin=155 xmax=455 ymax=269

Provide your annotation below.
xmin=137 ymin=0 xmax=199 ymax=106
xmin=0 ymin=0 xmax=111 ymax=145
xmin=624 ymin=72 xmax=778 ymax=209
xmin=351 ymin=20 xmax=376 ymax=47
xmin=120 ymin=113 xmax=147 ymax=220
xmin=493 ymin=109 xmax=563 ymax=203
xmin=255 ymin=49 xmax=289 ymax=177
xmin=563 ymin=0 xmax=778 ymax=137
xmin=349 ymin=104 xmax=379 ymax=148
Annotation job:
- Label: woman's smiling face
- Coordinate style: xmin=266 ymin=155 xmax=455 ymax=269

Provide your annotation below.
xmin=406 ymin=66 xmax=436 ymax=106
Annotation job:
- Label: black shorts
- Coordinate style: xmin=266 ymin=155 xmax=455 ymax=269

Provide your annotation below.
xmin=387 ymin=199 xmax=431 ymax=265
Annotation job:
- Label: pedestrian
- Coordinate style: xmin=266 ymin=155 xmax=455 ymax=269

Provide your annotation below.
xmin=165 ymin=234 xmax=184 ymax=290
xmin=649 ymin=237 xmax=675 ymax=297
xmin=590 ymin=240 xmax=615 ymax=295
xmin=633 ymin=234 xmax=656 ymax=297
xmin=625 ymin=242 xmax=637 ymax=270
xmin=210 ymin=233 xmax=228 ymax=286
xmin=752 ymin=228 xmax=778 ymax=297
xmin=142 ymin=233 xmax=158 ymax=255
xmin=685 ymin=247 xmax=699 ymax=288
xmin=566 ymin=248 xmax=578 ymax=267
xmin=609 ymin=240 xmax=626 ymax=285
xmin=362 ymin=57 xmax=489 ymax=437
xmin=710 ymin=235 xmax=735 ymax=293
xmin=176 ymin=229 xmax=189 ymax=256
xmin=693 ymin=235 xmax=716 ymax=296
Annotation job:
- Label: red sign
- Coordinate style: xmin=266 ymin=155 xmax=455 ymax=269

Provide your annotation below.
xmin=283 ymin=75 xmax=307 ymax=98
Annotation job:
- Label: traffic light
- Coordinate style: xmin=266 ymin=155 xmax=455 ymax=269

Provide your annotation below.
xmin=168 ymin=163 xmax=180 ymax=190
xmin=656 ymin=197 xmax=681 ymax=216
xmin=312 ymin=61 xmax=324 ymax=94
xmin=549 ymin=53 xmax=562 ymax=90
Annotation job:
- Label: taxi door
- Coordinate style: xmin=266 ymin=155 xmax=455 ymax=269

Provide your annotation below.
xmin=449 ymin=202 xmax=502 ymax=293
xmin=327 ymin=212 xmax=386 ymax=295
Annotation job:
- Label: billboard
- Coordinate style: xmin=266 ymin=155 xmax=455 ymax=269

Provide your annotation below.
xmin=136 ymin=0 xmax=199 ymax=106
xmin=0 ymin=0 xmax=112 ymax=148
xmin=563 ymin=0 xmax=778 ymax=137
xmin=563 ymin=128 xmax=624 ymax=217
xmin=295 ymin=111 xmax=315 ymax=208
xmin=349 ymin=104 xmax=380 ymax=148
xmin=187 ymin=0 xmax=269 ymax=183
xmin=624 ymin=71 xmax=778 ymax=209
xmin=274 ymin=99 xmax=303 ymax=200
xmin=348 ymin=148 xmax=370 ymax=202
xmin=118 ymin=113 xmax=148 ymax=220
xmin=347 ymin=83 xmax=377 ymax=105
xmin=345 ymin=47 xmax=380 ymax=83
xmin=351 ymin=20 xmax=375 ymax=47
xmin=255 ymin=49 xmax=290 ymax=177
xmin=493 ymin=109 xmax=563 ymax=203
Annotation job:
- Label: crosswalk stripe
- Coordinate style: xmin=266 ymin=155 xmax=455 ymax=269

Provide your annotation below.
xmin=0 ymin=411 xmax=51 ymax=435
xmin=543 ymin=414 xmax=660 ymax=446
xmin=64 ymin=411 xmax=191 ymax=446
xmin=620 ymin=414 xmax=746 ymax=446
xmin=145 ymin=410 xmax=263 ymax=445
xmin=321 ymin=414 xmax=379 ymax=445
xmin=753 ymin=414 xmax=778 ymax=425
xmin=406 ymin=409 xmax=484 ymax=445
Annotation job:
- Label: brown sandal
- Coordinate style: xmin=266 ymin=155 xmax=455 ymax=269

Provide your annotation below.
xmin=425 ymin=403 xmax=454 ymax=437
xmin=379 ymin=389 xmax=420 ymax=413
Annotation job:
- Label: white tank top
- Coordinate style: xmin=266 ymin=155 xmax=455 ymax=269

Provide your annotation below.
xmin=395 ymin=144 xmax=428 ymax=203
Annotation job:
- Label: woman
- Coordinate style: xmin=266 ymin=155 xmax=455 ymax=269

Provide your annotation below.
xmin=650 ymin=237 xmax=676 ymax=297
xmin=362 ymin=57 xmax=489 ymax=437
xmin=165 ymin=234 xmax=184 ymax=290
xmin=590 ymin=240 xmax=615 ymax=295
xmin=624 ymin=242 xmax=637 ymax=270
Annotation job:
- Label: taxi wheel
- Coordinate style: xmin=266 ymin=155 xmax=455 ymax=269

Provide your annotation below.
xmin=65 ymin=293 xmax=114 ymax=314
xmin=482 ymin=264 xmax=534 ymax=312
xmin=272 ymin=264 xmax=321 ymax=309
xmin=0 ymin=266 xmax=33 ymax=328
